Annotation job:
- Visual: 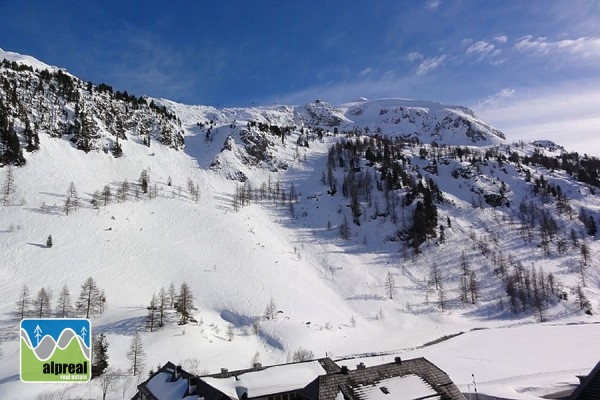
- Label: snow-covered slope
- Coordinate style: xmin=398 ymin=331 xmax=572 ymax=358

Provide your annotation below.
xmin=0 ymin=50 xmax=599 ymax=400
xmin=299 ymin=98 xmax=506 ymax=146
xmin=0 ymin=48 xmax=65 ymax=75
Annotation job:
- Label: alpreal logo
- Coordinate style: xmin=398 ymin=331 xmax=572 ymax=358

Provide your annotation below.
xmin=20 ymin=318 xmax=91 ymax=383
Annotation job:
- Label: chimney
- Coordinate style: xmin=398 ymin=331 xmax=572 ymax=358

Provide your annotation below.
xmin=188 ymin=377 xmax=198 ymax=395
xmin=253 ymin=362 xmax=262 ymax=369
xmin=173 ymin=365 xmax=182 ymax=381
xmin=357 ymin=362 xmax=366 ymax=370
xmin=221 ymin=368 xmax=228 ymax=374
xmin=394 ymin=357 xmax=402 ymax=365
xmin=341 ymin=366 xmax=349 ymax=375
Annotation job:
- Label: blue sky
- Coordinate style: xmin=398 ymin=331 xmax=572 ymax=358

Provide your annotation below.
xmin=1 ymin=1 xmax=600 ymax=153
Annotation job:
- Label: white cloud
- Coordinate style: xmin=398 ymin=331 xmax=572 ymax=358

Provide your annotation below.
xmin=426 ymin=0 xmax=441 ymax=10
xmin=494 ymin=35 xmax=508 ymax=44
xmin=358 ymin=67 xmax=373 ymax=77
xmin=407 ymin=52 xmax=424 ymax=62
xmin=460 ymin=38 xmax=473 ymax=48
xmin=514 ymin=36 xmax=600 ymax=59
xmin=416 ymin=55 xmax=447 ymax=75
xmin=478 ymin=88 xmax=515 ymax=107
xmin=466 ymin=41 xmax=496 ymax=56
xmin=473 ymin=82 xmax=600 ymax=156
xmin=465 ymin=40 xmax=502 ymax=62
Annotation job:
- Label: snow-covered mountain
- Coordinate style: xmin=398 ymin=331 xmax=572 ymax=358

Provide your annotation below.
xmin=0 ymin=50 xmax=599 ymax=400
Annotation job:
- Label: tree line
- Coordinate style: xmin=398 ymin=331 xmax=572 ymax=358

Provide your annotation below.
xmin=15 ymin=277 xmax=106 ymax=320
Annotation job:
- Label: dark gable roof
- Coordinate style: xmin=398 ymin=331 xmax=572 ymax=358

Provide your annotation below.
xmin=569 ymin=360 xmax=600 ymax=400
xmin=132 ymin=361 xmax=197 ymax=400
xmin=303 ymin=357 xmax=465 ymax=400
xmin=134 ymin=357 xmax=465 ymax=400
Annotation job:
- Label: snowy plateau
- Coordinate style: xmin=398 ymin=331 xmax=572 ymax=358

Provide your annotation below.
xmin=0 ymin=49 xmax=599 ymax=400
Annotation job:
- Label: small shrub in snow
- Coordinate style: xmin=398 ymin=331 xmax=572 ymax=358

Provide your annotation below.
xmin=292 ymin=348 xmax=314 ymax=362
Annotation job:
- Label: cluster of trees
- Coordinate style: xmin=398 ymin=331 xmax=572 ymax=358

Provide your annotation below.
xmin=0 ymin=98 xmax=25 ymax=165
xmin=0 ymin=59 xmax=185 ymax=166
xmin=1 ymin=165 xmax=15 ymax=205
xmin=146 ymin=282 xmax=196 ymax=331
xmin=579 ymin=208 xmax=598 ymax=236
xmin=503 ymin=263 xmax=559 ymax=321
xmin=323 ymin=137 xmax=443 ymax=253
xmin=92 ymin=330 xmax=145 ymax=390
xmin=35 ymin=172 xmax=200 ymax=216
xmin=232 ymin=177 xmax=298 ymax=213
xmin=247 ymin=121 xmax=293 ymax=144
xmin=15 ymin=277 xmax=106 ymax=320
xmin=514 ymin=147 xmax=600 ymax=188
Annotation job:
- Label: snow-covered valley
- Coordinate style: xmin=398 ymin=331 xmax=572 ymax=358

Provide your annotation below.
xmin=0 ymin=51 xmax=599 ymax=400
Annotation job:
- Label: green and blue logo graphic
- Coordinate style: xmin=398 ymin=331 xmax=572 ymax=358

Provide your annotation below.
xmin=20 ymin=318 xmax=91 ymax=382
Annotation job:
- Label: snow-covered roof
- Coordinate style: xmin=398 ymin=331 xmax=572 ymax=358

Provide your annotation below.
xmin=352 ymin=374 xmax=440 ymax=400
xmin=202 ymin=360 xmax=327 ymax=399
xmin=135 ymin=357 xmax=466 ymax=400
xmin=146 ymin=371 xmax=197 ymax=400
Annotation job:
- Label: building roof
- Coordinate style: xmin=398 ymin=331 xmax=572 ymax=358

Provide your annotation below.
xmin=133 ymin=357 xmax=465 ymax=400
xmin=133 ymin=362 xmax=199 ymax=400
xmin=569 ymin=360 xmax=600 ymax=400
xmin=304 ymin=357 xmax=464 ymax=400
xmin=202 ymin=360 xmax=328 ymax=399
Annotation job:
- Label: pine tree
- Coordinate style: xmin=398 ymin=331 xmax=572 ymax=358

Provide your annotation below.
xmin=339 ymin=214 xmax=351 ymax=240
xmin=76 ymin=277 xmax=104 ymax=318
xmin=576 ymin=286 xmax=592 ymax=313
xmin=157 ymin=287 xmax=167 ymax=327
xmin=146 ymin=294 xmax=158 ymax=332
xmin=15 ymin=285 xmax=31 ymax=320
xmin=175 ymin=282 xmax=195 ymax=324
xmin=469 ymin=271 xmax=479 ymax=305
xmin=32 ymin=288 xmax=52 ymax=318
xmin=429 ymin=262 xmax=442 ymax=291
xmin=127 ymin=332 xmax=146 ymax=376
xmin=438 ymin=281 xmax=447 ymax=312
xmin=67 ymin=181 xmax=79 ymax=211
xmin=168 ymin=283 xmax=176 ymax=309
xmin=92 ymin=333 xmax=109 ymax=378
xmin=580 ymin=241 xmax=591 ymax=286
xmin=54 ymin=284 xmax=73 ymax=318
xmin=264 ymin=297 xmax=277 ymax=320
xmin=1 ymin=165 xmax=16 ymax=206
xmin=46 ymin=235 xmax=53 ymax=248
xmin=139 ymin=170 xmax=149 ymax=194
xmin=102 ymin=185 xmax=111 ymax=206
xmin=384 ymin=272 xmax=397 ymax=300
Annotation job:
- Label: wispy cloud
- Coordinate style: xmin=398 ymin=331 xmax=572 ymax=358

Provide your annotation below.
xmin=466 ymin=40 xmax=501 ymax=60
xmin=478 ymin=88 xmax=515 ymax=107
xmin=358 ymin=67 xmax=373 ymax=77
xmin=406 ymin=51 xmax=448 ymax=75
xmin=426 ymin=0 xmax=441 ymax=10
xmin=415 ymin=55 xmax=448 ymax=75
xmin=494 ymin=35 xmax=508 ymax=44
xmin=407 ymin=52 xmax=424 ymax=62
xmin=514 ymin=35 xmax=600 ymax=60
xmin=474 ymin=82 xmax=600 ymax=156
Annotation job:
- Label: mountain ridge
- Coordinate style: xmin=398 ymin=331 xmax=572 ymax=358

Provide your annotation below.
xmin=0 ymin=49 xmax=599 ymax=400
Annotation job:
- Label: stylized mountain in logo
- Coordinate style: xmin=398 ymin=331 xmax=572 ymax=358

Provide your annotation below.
xmin=20 ymin=328 xmax=90 ymax=361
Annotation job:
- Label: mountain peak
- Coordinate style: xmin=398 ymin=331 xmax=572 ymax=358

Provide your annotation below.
xmin=0 ymin=48 xmax=64 ymax=74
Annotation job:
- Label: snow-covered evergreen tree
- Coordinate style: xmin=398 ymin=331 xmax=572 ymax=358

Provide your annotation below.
xmin=127 ymin=332 xmax=145 ymax=376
